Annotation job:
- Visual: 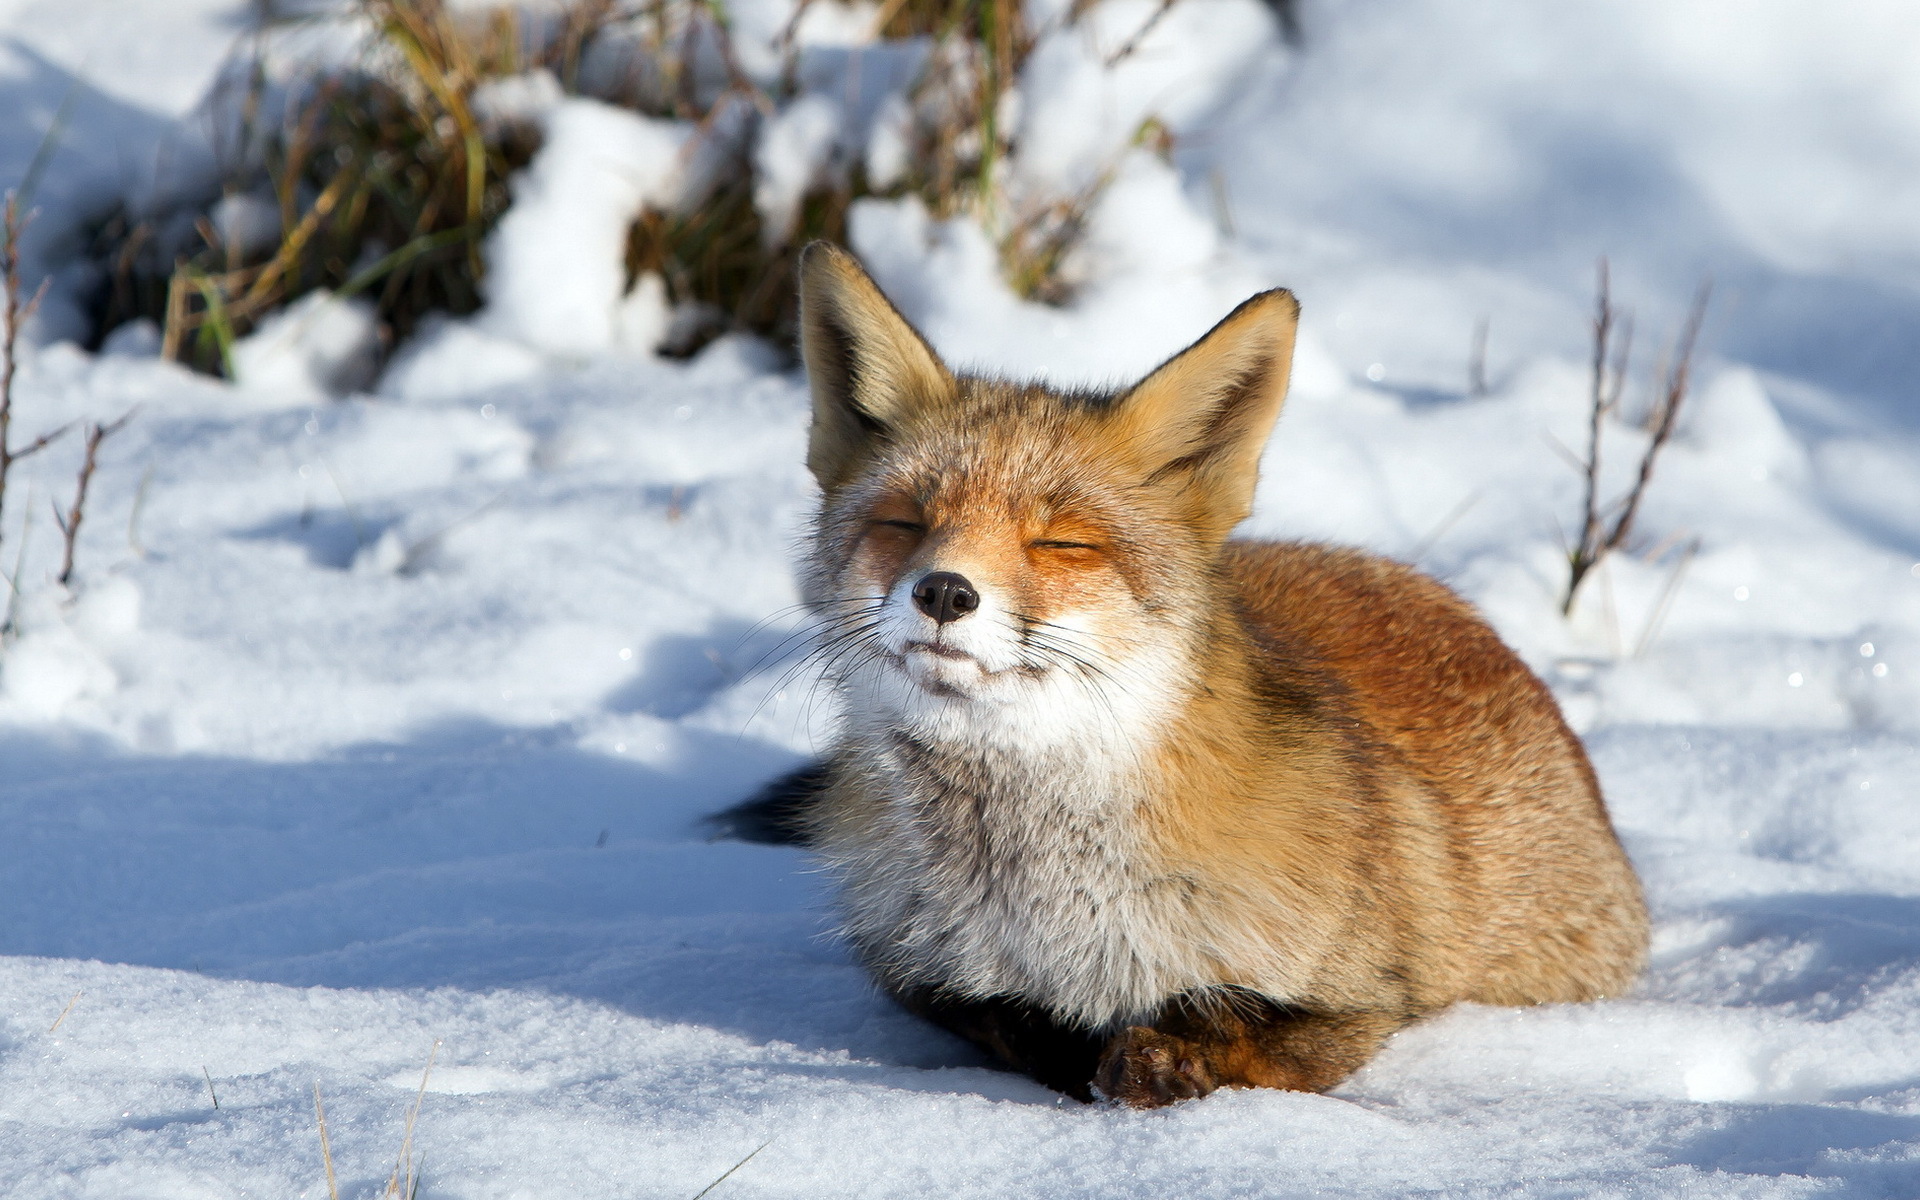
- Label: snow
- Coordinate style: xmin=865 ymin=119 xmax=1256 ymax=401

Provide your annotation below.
xmin=753 ymin=93 xmax=843 ymax=247
xmin=479 ymin=96 xmax=687 ymax=358
xmin=0 ymin=0 xmax=1916 ymax=1196
xmin=231 ymin=291 xmax=382 ymax=403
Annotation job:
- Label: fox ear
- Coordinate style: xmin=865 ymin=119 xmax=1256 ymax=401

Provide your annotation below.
xmin=797 ymin=242 xmax=954 ymax=489
xmin=1111 ymin=289 xmax=1299 ymax=542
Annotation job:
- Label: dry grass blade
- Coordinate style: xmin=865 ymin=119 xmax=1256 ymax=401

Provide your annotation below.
xmin=1408 ymin=490 xmax=1481 ymax=564
xmin=688 ymin=1140 xmax=772 ymax=1200
xmin=46 ymin=989 xmax=81 ymax=1033
xmin=386 ymin=1038 xmax=441 ymax=1199
xmin=314 ymin=1084 xmax=341 ymax=1200
xmin=1634 ymin=535 xmax=1700 ymax=657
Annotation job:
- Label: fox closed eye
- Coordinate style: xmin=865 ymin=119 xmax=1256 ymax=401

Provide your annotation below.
xmin=1030 ymin=539 xmax=1102 ymax=551
xmin=873 ymin=519 xmax=926 ymax=533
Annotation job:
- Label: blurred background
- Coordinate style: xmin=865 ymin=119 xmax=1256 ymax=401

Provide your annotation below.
xmin=3 ymin=0 xmax=1916 ymax=425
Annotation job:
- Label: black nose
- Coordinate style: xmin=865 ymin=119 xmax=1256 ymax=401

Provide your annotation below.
xmin=911 ymin=572 xmax=980 ymax=624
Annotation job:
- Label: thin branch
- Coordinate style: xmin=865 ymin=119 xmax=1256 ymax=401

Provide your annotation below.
xmin=1565 ymin=257 xmax=1613 ymax=613
xmin=54 ymin=409 xmax=136 ymax=587
xmin=0 ymin=193 xmax=68 ymax=568
xmin=1561 ymin=266 xmax=1711 ymax=618
xmin=1106 ymin=0 xmax=1180 ymax=67
xmin=1601 ymin=281 xmax=1710 ymax=556
xmin=9 ymin=421 xmax=73 ymax=463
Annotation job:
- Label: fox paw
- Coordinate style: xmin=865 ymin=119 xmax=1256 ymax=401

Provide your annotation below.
xmin=1094 ymin=1026 xmax=1217 ymax=1108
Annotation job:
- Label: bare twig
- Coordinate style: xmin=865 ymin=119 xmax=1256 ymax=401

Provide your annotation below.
xmin=53 ymin=409 xmax=136 ymax=587
xmin=1602 ymin=281 xmax=1710 ymax=567
xmin=1 ymin=193 xmax=69 ymax=565
xmin=1561 ymin=262 xmax=1710 ymax=616
xmin=1566 ymin=260 xmax=1615 ymax=610
xmin=203 ymin=1066 xmax=220 ymax=1110
xmin=1106 ymin=0 xmax=1179 ymax=66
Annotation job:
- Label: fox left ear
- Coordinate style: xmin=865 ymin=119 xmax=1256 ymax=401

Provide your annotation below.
xmin=797 ymin=242 xmax=955 ymax=491
xmin=1111 ymin=289 xmax=1299 ymax=542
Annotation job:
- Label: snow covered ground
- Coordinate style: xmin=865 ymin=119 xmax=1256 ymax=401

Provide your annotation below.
xmin=2 ymin=0 xmax=1918 ymax=1195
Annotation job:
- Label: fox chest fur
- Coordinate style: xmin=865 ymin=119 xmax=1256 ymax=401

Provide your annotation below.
xmin=825 ymin=725 xmax=1206 ymax=1029
xmin=787 ymin=242 xmax=1649 ymax=1102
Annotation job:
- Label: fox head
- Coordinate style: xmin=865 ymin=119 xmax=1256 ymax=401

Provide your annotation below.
xmin=796 ymin=243 xmax=1298 ymax=754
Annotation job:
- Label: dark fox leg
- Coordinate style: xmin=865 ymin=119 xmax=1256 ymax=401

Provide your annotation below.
xmin=703 ymin=760 xmax=829 ymax=845
xmin=896 ymin=988 xmax=1107 ymax=1101
xmin=1095 ymin=993 xmax=1412 ymax=1108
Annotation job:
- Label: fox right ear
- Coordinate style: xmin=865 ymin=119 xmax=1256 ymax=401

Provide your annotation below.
xmin=1111 ymin=289 xmax=1299 ymax=543
xmin=797 ymin=243 xmax=954 ymax=489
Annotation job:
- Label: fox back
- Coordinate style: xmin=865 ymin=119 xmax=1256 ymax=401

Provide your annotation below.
xmin=791 ymin=243 xmax=1648 ymax=1105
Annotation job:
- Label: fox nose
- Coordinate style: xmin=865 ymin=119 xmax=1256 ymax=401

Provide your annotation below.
xmin=911 ymin=572 xmax=980 ymax=625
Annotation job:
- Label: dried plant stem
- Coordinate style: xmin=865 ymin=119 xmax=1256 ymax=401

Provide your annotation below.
xmin=53 ymin=409 xmax=136 ymax=587
xmin=1607 ymin=282 xmax=1709 ymax=574
xmin=0 ymin=193 xmax=67 ymax=565
xmin=1562 ymin=261 xmax=1709 ymax=616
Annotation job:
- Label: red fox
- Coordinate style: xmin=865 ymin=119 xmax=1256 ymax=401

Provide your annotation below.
xmin=782 ymin=242 xmax=1648 ymax=1108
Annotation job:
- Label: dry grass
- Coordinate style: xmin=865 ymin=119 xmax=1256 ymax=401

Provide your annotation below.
xmin=311 ymin=1040 xmax=440 ymax=1200
xmin=94 ymin=0 xmax=584 ymax=375
xmin=90 ymin=0 xmax=1173 ymax=374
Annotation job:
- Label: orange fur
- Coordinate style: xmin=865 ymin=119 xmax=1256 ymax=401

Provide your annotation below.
xmin=792 ymin=243 xmax=1649 ymax=1107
